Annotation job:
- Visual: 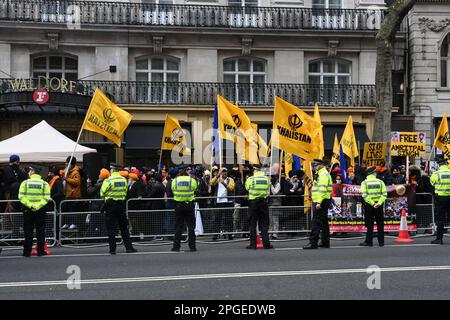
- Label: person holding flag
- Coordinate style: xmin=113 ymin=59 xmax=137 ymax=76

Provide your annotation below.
xmin=65 ymin=88 xmax=133 ymax=177
xmin=303 ymin=159 xmax=332 ymax=250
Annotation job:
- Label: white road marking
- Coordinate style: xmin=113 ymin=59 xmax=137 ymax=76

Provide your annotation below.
xmin=0 ymin=251 xmax=180 ymax=259
xmin=0 ymin=265 xmax=449 ymax=288
xmin=275 ymin=243 xmax=440 ymax=251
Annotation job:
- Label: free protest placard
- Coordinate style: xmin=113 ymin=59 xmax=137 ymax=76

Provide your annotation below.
xmin=390 ymin=131 xmax=426 ymax=157
xmin=362 ymin=142 xmax=387 ymax=167
xmin=328 ymin=184 xmax=416 ymax=232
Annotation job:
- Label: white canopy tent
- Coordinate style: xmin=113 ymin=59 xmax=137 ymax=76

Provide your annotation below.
xmin=0 ymin=120 xmax=96 ymax=163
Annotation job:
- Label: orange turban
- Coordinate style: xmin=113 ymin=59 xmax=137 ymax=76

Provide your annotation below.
xmin=129 ymin=173 xmax=139 ymax=181
xmin=99 ymin=168 xmax=110 ymax=180
xmin=119 ymin=170 xmax=129 ymax=178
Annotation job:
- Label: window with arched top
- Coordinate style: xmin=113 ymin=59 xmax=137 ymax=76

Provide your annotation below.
xmin=135 ymin=56 xmax=180 ymax=103
xmin=308 ymin=59 xmax=351 ymax=85
xmin=32 ymin=54 xmax=78 ymax=81
xmin=308 ymin=58 xmax=352 ymax=105
xmin=440 ymin=33 xmax=450 ymax=88
xmin=223 ymin=57 xmax=266 ymax=104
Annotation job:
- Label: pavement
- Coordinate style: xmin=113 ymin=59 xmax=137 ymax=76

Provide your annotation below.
xmin=0 ymin=235 xmax=449 ymax=300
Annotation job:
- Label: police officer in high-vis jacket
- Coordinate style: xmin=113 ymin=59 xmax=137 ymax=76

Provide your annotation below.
xmin=360 ymin=166 xmax=387 ymax=247
xmin=18 ymin=166 xmax=51 ymax=257
xmin=171 ymin=167 xmax=198 ymax=252
xmin=245 ymin=165 xmax=273 ymax=249
xmin=430 ymin=158 xmax=450 ymax=245
xmin=101 ymin=164 xmax=137 ymax=255
xmin=304 ymin=159 xmax=332 ymax=250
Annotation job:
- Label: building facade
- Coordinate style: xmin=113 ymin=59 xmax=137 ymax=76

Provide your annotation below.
xmin=407 ymin=0 xmax=450 ymax=157
xmin=0 ymin=0 xmax=392 ymax=166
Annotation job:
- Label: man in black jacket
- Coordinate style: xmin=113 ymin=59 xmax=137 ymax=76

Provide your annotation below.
xmin=3 ymin=155 xmax=28 ymax=239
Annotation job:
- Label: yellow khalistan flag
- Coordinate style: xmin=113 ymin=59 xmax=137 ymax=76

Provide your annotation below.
xmin=217 ymin=95 xmax=253 ymax=143
xmin=82 ymin=88 xmax=132 ymax=147
xmin=272 ymin=97 xmax=321 ymax=160
xmin=252 ymin=123 xmax=269 ymax=159
xmin=340 ymin=115 xmax=359 ymax=166
xmin=314 ymin=103 xmax=325 ymax=160
xmin=331 ymin=133 xmax=340 ymax=165
xmin=161 ymin=114 xmax=191 ymax=155
xmin=433 ymin=112 xmax=450 ymax=159
xmin=236 ymin=123 xmax=270 ymax=164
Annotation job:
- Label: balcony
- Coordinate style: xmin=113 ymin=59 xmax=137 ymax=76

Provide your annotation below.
xmin=0 ymin=0 xmax=384 ymax=31
xmin=0 ymin=79 xmax=376 ymax=107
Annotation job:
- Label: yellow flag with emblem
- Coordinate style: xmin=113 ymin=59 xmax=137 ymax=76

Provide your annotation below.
xmin=433 ymin=112 xmax=450 ymax=159
xmin=161 ymin=114 xmax=191 ymax=154
xmin=303 ymin=160 xmax=313 ymax=215
xmin=340 ymin=115 xmax=359 ymax=167
xmin=81 ymin=88 xmax=132 ymax=147
xmin=272 ymin=97 xmax=321 ymax=160
xmin=217 ymin=95 xmax=253 ymax=143
xmin=331 ymin=133 xmax=340 ymax=165
xmin=314 ymin=103 xmax=325 ymax=160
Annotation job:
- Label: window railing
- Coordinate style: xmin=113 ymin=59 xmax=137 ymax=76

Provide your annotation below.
xmin=0 ymin=0 xmax=385 ymax=31
xmin=0 ymin=79 xmax=376 ymax=107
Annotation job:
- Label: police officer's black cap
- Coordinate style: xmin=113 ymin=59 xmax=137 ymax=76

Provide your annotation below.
xmin=366 ymin=166 xmax=377 ymax=175
xmin=252 ymin=164 xmax=262 ymax=171
xmin=435 ymin=158 xmax=449 ymax=165
xmin=312 ymin=159 xmax=327 ymax=165
xmin=29 ymin=166 xmax=42 ymax=173
xmin=110 ymin=163 xmax=120 ymax=170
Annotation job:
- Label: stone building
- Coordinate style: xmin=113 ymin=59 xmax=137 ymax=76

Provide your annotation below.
xmin=0 ymin=0 xmax=394 ymax=166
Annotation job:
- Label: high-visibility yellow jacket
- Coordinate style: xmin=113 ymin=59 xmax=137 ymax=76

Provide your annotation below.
xmin=431 ymin=165 xmax=450 ymax=196
xmin=18 ymin=174 xmax=51 ymax=210
xmin=361 ymin=174 xmax=387 ymax=206
xmin=172 ymin=175 xmax=198 ymax=202
xmin=311 ymin=167 xmax=332 ymax=204
xmin=100 ymin=172 xmax=128 ymax=201
xmin=245 ymin=171 xmax=269 ymax=200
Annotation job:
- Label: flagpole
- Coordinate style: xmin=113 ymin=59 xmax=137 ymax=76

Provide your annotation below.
xmin=406 ymin=155 xmax=410 ymax=183
xmin=64 ymin=127 xmax=84 ymax=179
xmin=279 ymin=151 xmax=284 ymax=185
xmin=159 ymin=114 xmax=168 ymax=173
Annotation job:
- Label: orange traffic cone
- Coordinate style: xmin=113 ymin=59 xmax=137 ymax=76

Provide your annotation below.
xmin=31 ymin=242 xmax=52 ymax=255
xmin=394 ymin=208 xmax=414 ymax=243
xmin=256 ymin=233 xmax=263 ymax=249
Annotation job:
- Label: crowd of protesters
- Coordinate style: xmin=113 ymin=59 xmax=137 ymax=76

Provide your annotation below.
xmin=0 ymin=153 xmax=439 ymax=242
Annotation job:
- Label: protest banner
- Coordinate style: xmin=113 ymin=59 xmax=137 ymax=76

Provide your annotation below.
xmin=362 ymin=142 xmax=387 ymax=167
xmin=390 ymin=131 xmax=426 ymax=157
xmin=327 ymin=184 xmax=416 ymax=232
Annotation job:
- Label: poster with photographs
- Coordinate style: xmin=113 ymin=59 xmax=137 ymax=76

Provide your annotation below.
xmin=328 ymin=184 xmax=416 ymax=232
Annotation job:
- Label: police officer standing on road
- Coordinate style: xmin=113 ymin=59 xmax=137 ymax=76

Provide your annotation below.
xmin=304 ymin=159 xmax=332 ymax=250
xmin=430 ymin=158 xmax=450 ymax=245
xmin=101 ymin=164 xmax=137 ymax=255
xmin=245 ymin=165 xmax=273 ymax=249
xmin=171 ymin=167 xmax=198 ymax=252
xmin=18 ymin=166 xmax=51 ymax=257
xmin=360 ymin=166 xmax=387 ymax=247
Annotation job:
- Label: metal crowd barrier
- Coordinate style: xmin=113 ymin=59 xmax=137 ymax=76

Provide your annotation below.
xmin=1 ymin=192 xmax=440 ymax=249
xmin=414 ymin=193 xmax=435 ymax=233
xmin=56 ymin=195 xmax=309 ymax=247
xmin=0 ymin=199 xmax=57 ymax=248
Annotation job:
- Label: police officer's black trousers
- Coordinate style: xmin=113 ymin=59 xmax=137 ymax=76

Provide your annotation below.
xmin=435 ymin=196 xmax=450 ymax=240
xmin=309 ymin=199 xmax=331 ymax=245
xmin=248 ymin=198 xmax=270 ymax=247
xmin=23 ymin=209 xmax=46 ymax=255
xmin=104 ymin=200 xmax=133 ymax=252
xmin=364 ymin=204 xmax=384 ymax=245
xmin=173 ymin=202 xmax=196 ymax=250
